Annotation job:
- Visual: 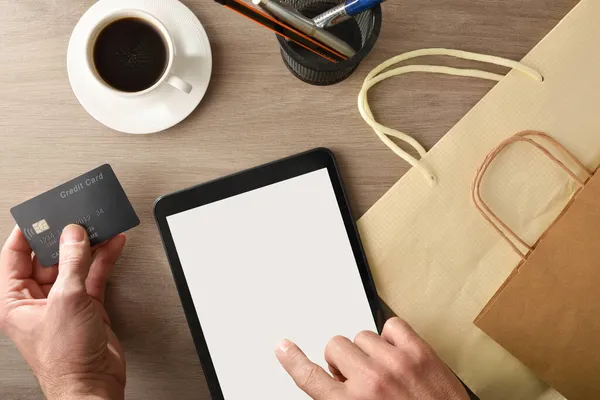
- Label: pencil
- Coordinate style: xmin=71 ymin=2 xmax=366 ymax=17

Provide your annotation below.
xmin=214 ymin=0 xmax=347 ymax=63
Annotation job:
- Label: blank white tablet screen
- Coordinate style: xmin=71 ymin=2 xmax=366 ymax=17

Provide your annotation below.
xmin=166 ymin=168 xmax=377 ymax=399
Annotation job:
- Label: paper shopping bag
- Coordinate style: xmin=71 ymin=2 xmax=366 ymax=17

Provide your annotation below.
xmin=357 ymin=1 xmax=600 ymax=399
xmin=472 ymin=131 xmax=600 ymax=400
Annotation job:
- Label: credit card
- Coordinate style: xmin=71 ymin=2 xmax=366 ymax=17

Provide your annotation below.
xmin=10 ymin=164 xmax=140 ymax=266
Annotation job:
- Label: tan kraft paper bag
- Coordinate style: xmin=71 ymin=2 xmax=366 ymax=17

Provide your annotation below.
xmin=472 ymin=131 xmax=600 ymax=400
xmin=357 ymin=1 xmax=600 ymax=399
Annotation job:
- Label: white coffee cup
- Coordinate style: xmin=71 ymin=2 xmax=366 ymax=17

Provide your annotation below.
xmin=85 ymin=9 xmax=192 ymax=96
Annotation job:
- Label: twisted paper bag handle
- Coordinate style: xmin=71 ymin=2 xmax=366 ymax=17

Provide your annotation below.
xmin=471 ymin=131 xmax=593 ymax=259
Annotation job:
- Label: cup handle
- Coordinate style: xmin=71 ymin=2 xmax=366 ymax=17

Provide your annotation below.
xmin=167 ymin=75 xmax=192 ymax=94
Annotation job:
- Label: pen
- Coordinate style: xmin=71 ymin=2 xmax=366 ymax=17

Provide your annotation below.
xmin=252 ymin=0 xmax=356 ymax=58
xmin=313 ymin=0 xmax=385 ymax=28
xmin=214 ymin=0 xmax=347 ymax=63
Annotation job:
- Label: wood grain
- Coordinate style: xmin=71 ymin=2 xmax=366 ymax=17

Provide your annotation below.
xmin=0 ymin=0 xmax=579 ymax=398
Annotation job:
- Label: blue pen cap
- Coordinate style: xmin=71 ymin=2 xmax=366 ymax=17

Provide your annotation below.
xmin=345 ymin=0 xmax=383 ymax=17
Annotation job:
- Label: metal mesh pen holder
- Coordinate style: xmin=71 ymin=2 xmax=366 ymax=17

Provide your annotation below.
xmin=276 ymin=0 xmax=382 ymax=85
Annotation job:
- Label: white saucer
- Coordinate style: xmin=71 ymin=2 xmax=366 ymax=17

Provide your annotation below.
xmin=67 ymin=0 xmax=212 ymax=134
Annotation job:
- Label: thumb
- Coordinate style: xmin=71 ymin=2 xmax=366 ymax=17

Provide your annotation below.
xmin=50 ymin=225 xmax=92 ymax=301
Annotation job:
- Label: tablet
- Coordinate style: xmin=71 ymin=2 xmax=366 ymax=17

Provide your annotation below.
xmin=154 ymin=149 xmax=381 ymax=400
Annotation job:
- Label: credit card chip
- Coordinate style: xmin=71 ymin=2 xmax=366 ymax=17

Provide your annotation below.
xmin=32 ymin=219 xmax=50 ymax=234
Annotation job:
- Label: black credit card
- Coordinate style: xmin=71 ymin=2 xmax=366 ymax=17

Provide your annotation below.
xmin=10 ymin=164 xmax=140 ymax=266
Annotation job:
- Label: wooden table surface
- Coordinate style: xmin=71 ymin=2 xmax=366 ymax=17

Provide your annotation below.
xmin=0 ymin=0 xmax=578 ymax=398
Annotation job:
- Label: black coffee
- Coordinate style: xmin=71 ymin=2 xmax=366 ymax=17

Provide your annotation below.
xmin=93 ymin=18 xmax=168 ymax=93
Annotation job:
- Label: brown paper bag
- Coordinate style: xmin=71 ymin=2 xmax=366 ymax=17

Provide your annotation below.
xmin=472 ymin=131 xmax=600 ymax=400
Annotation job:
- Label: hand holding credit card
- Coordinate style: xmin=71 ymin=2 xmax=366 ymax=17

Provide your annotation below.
xmin=10 ymin=164 xmax=140 ymax=266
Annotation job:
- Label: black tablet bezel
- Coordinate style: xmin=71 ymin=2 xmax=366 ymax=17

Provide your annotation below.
xmin=154 ymin=148 xmax=382 ymax=399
